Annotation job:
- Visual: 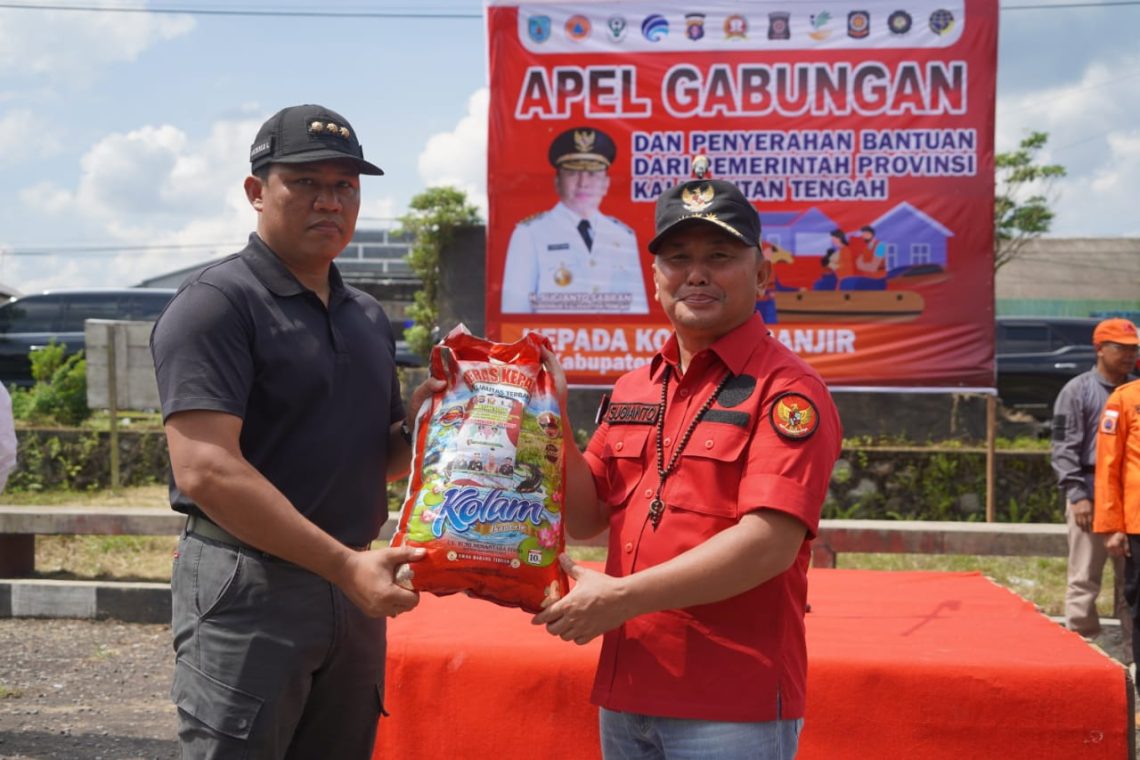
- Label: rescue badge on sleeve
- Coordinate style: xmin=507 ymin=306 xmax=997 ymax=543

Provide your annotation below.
xmin=769 ymin=392 xmax=819 ymax=440
xmin=1101 ymin=408 xmax=1120 ymax=435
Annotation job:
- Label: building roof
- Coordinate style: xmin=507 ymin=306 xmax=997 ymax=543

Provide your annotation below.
xmin=135 ymin=228 xmax=416 ymax=289
xmin=996 ymin=237 xmax=1140 ymax=302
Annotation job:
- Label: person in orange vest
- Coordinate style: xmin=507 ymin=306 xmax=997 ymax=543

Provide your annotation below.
xmin=858 ymin=225 xmax=887 ymax=279
xmin=829 ymin=229 xmax=855 ymax=281
xmin=1093 ymin=328 xmax=1140 ymax=672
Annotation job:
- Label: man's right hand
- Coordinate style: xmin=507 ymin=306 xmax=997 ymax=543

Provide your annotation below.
xmin=1070 ymin=499 xmax=1093 ymax=531
xmin=1106 ymin=532 xmax=1131 ymax=558
xmin=338 ymin=545 xmax=426 ymax=618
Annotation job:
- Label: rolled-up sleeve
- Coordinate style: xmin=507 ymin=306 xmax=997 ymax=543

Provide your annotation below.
xmin=738 ymin=376 xmax=842 ymax=539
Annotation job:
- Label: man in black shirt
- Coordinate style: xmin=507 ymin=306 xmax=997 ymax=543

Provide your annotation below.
xmin=151 ymin=104 xmax=440 ymax=758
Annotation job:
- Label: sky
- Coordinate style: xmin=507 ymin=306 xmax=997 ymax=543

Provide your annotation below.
xmin=0 ymin=0 xmax=1137 ymax=293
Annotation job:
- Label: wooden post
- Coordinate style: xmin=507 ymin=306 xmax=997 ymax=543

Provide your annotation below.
xmin=985 ymin=394 xmax=996 ymax=522
xmin=106 ymin=324 xmax=120 ymax=489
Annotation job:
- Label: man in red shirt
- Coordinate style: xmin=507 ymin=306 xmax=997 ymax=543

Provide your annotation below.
xmin=534 ymin=169 xmax=842 ymax=759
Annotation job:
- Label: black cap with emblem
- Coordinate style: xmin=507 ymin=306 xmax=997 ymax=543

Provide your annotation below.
xmin=548 ymin=126 xmax=617 ymax=171
xmin=250 ymin=104 xmax=383 ymax=175
xmin=647 ymin=157 xmax=761 ymax=253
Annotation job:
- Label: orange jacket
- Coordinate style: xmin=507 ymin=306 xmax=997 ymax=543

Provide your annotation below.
xmin=1094 ymin=379 xmax=1140 ymax=534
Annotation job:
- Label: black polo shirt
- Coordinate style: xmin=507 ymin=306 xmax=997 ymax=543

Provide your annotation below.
xmin=151 ymin=233 xmax=405 ymax=546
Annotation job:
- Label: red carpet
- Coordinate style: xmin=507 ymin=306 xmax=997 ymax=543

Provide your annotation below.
xmin=374 ymin=569 xmax=1130 ymax=759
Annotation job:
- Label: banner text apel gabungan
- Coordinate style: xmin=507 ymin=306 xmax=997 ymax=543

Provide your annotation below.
xmin=486 ymin=0 xmax=997 ymax=389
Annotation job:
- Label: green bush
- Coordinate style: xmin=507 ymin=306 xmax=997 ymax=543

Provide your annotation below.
xmin=10 ymin=342 xmax=91 ymax=427
xmin=8 ymin=428 xmax=169 ymax=492
xmin=823 ymin=447 xmax=1062 ymax=523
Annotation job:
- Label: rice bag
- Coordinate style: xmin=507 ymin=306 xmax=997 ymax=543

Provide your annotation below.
xmin=391 ymin=326 xmax=569 ymax=613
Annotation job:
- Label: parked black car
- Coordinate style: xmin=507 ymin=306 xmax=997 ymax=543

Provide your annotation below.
xmin=995 ymin=316 xmax=1099 ymax=419
xmin=0 ymin=289 xmax=177 ymax=387
xmin=394 ymin=340 xmax=425 ymax=368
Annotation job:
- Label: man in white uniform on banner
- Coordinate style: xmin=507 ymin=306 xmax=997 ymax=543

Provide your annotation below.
xmin=501 ymin=126 xmax=648 ymax=315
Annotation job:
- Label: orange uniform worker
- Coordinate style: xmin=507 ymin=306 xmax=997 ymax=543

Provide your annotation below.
xmin=1094 ymin=375 xmax=1140 ymax=670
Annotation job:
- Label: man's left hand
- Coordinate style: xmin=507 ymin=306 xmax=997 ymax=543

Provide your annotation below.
xmin=532 ymin=554 xmax=632 ymax=645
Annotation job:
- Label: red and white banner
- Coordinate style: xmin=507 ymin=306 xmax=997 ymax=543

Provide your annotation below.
xmin=486 ymin=0 xmax=997 ymax=388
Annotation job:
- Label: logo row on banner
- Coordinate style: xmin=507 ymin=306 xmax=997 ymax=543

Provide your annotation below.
xmin=514 ymin=2 xmax=965 ymax=52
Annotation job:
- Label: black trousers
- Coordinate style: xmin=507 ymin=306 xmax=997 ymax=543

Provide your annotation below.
xmin=1122 ymin=535 xmax=1140 ymax=672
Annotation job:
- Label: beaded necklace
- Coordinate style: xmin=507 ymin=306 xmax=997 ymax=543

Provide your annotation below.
xmin=649 ymin=364 xmax=733 ymax=529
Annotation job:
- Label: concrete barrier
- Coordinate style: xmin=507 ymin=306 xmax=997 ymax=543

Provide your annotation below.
xmin=0 ymin=506 xmax=1068 ymax=623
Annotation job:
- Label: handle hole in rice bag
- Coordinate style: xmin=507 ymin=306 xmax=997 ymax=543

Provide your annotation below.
xmin=392 ymin=325 xmax=569 ymax=613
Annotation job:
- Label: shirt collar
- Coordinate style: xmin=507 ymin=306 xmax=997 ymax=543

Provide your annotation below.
xmin=241 ymin=233 xmax=351 ymax=301
xmin=649 ymin=313 xmax=770 ymax=380
xmin=1093 ymin=366 xmax=1137 ymax=389
xmin=554 ymin=201 xmax=599 ymax=226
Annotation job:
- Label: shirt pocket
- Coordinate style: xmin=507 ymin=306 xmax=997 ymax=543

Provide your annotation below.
xmin=599 ymin=426 xmax=651 ymax=508
xmin=666 ymin=423 xmax=750 ymax=520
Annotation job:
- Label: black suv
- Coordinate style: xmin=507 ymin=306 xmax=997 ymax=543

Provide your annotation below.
xmin=995 ymin=317 xmax=1099 ymax=419
xmin=0 ymin=289 xmax=177 ymax=387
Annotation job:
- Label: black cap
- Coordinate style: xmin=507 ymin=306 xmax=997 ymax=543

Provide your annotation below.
xmin=648 ymin=179 xmax=761 ymax=253
xmin=250 ymin=104 xmax=383 ymax=175
xmin=548 ymin=127 xmax=616 ymax=171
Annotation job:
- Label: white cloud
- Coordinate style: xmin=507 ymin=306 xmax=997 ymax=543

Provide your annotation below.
xmin=417 ymin=88 xmax=489 ymax=215
xmin=1051 ymin=130 xmax=1140 ymax=237
xmin=20 ymin=114 xmax=262 ymax=288
xmin=359 ymin=195 xmax=401 ymax=227
xmin=13 ymin=107 xmax=416 ymax=289
xmin=19 ymin=180 xmax=70 ymax=213
xmin=0 ymin=109 xmax=63 ymax=166
xmin=997 ymin=53 xmax=1140 ymax=236
xmin=0 ymin=1 xmax=194 ymax=84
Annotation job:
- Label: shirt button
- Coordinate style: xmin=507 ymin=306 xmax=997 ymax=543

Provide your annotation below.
xmin=615 ymin=441 xmax=624 ymax=451
xmin=644 ymin=489 xmax=653 ymax=498
xmin=704 ymin=440 xmax=714 ymax=449
xmin=663 ymin=436 xmax=671 ymax=446
xmin=238 ymin=718 xmax=249 ymax=729
xmin=678 ymin=388 xmax=690 ymax=398
xmin=625 ymin=542 xmax=634 ymax=553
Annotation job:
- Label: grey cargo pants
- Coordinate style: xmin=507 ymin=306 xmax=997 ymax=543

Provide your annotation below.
xmin=171 ymin=532 xmax=387 ymax=759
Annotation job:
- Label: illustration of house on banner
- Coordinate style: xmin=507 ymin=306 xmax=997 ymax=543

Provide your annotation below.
xmin=869 ymin=201 xmax=954 ymax=271
xmin=758 ymin=207 xmax=837 ymax=257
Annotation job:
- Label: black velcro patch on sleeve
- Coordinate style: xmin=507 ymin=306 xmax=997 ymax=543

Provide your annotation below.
xmin=703 ymin=409 xmax=750 ymax=428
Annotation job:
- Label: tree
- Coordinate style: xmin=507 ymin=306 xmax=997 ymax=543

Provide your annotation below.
xmin=10 ymin=341 xmax=91 ymax=426
xmin=397 ymin=187 xmax=482 ymax=356
xmin=993 ymin=131 xmax=1066 ymax=272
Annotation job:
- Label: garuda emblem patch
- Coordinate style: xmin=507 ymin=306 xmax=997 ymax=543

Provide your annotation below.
xmin=769 ymin=392 xmax=819 ymax=440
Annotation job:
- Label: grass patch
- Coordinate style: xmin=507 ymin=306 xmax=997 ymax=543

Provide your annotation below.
xmin=36 ymin=535 xmax=178 ymax=582
xmin=0 ymin=684 xmax=23 ymax=699
xmin=12 ymin=487 xmax=1117 ymax=621
xmin=33 ymin=540 xmax=1104 ymax=619
xmin=2 ymin=484 xmax=168 ymax=507
xmin=836 ymin=552 xmax=1115 ymax=618
xmin=566 ymin=546 xmax=607 ymax=563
